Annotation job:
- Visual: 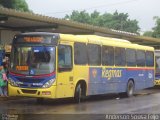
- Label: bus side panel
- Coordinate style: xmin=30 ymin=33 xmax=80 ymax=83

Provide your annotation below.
xmin=126 ymin=68 xmax=154 ymax=90
xmin=73 ymin=65 xmax=89 ymax=94
xmin=88 ymin=67 xmax=127 ymax=95
xmin=88 ymin=67 xmax=154 ymax=96
xmin=145 ymin=69 xmax=154 ymax=88
xmin=88 ymin=67 xmax=111 ymax=95
xmin=126 ymin=68 xmax=146 ymax=90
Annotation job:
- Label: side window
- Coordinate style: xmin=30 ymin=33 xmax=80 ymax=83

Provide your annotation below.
xmin=102 ymin=46 xmax=114 ymax=66
xmin=126 ymin=49 xmax=136 ymax=66
xmin=136 ymin=50 xmax=146 ymax=67
xmin=146 ymin=51 xmax=154 ymax=67
xmin=88 ymin=44 xmax=101 ymax=65
xmin=74 ymin=43 xmax=87 ymax=65
xmin=115 ymin=47 xmax=126 ymax=66
xmin=58 ymin=45 xmax=72 ymax=71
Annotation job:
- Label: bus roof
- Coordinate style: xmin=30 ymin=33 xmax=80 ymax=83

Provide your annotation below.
xmin=16 ymin=32 xmax=58 ymax=36
xmin=14 ymin=32 xmax=154 ymax=51
xmin=59 ymin=34 xmax=154 ymax=51
xmin=80 ymin=35 xmax=131 ymax=43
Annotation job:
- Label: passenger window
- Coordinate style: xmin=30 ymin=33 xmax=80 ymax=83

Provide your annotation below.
xmin=146 ymin=51 xmax=154 ymax=67
xmin=102 ymin=46 xmax=114 ymax=66
xmin=58 ymin=45 xmax=72 ymax=71
xmin=88 ymin=44 xmax=101 ymax=65
xmin=126 ymin=49 xmax=136 ymax=66
xmin=136 ymin=50 xmax=146 ymax=67
xmin=74 ymin=43 xmax=87 ymax=65
xmin=115 ymin=47 xmax=126 ymax=66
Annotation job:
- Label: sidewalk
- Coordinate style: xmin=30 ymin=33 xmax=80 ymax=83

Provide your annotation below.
xmin=0 ymin=96 xmax=25 ymax=101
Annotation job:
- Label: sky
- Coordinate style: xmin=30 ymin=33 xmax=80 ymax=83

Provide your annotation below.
xmin=26 ymin=0 xmax=160 ymax=32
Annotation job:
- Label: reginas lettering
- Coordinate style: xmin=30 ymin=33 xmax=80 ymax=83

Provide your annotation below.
xmin=102 ymin=68 xmax=122 ymax=80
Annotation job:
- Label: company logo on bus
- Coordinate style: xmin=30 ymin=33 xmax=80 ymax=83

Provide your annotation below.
xmin=92 ymin=69 xmax=97 ymax=78
xmin=148 ymin=73 xmax=153 ymax=79
xmin=102 ymin=68 xmax=122 ymax=80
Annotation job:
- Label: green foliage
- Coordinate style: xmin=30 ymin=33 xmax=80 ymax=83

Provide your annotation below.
xmin=143 ymin=31 xmax=153 ymax=37
xmin=66 ymin=10 xmax=91 ymax=24
xmin=152 ymin=17 xmax=160 ymax=38
xmin=0 ymin=0 xmax=30 ymax=12
xmin=143 ymin=17 xmax=160 ymax=38
xmin=65 ymin=10 xmax=140 ymax=34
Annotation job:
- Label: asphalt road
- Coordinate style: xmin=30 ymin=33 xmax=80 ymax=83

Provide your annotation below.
xmin=1 ymin=87 xmax=160 ymax=120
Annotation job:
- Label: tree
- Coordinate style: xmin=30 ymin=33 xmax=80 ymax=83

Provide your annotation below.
xmin=65 ymin=10 xmax=91 ymax=24
xmin=65 ymin=10 xmax=140 ymax=34
xmin=143 ymin=31 xmax=153 ymax=37
xmin=143 ymin=17 xmax=160 ymax=38
xmin=0 ymin=0 xmax=30 ymax=12
xmin=152 ymin=17 xmax=160 ymax=38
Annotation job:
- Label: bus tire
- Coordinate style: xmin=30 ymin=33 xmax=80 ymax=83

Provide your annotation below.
xmin=36 ymin=98 xmax=44 ymax=104
xmin=74 ymin=82 xmax=86 ymax=103
xmin=126 ymin=80 xmax=134 ymax=97
xmin=74 ymin=83 xmax=82 ymax=103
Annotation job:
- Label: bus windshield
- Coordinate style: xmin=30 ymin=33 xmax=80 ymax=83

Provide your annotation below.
xmin=10 ymin=45 xmax=55 ymax=75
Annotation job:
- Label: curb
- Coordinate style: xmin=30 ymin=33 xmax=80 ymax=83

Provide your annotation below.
xmin=0 ymin=96 xmax=25 ymax=101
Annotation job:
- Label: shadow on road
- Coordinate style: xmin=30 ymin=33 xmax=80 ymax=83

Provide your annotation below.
xmin=35 ymin=93 xmax=127 ymax=106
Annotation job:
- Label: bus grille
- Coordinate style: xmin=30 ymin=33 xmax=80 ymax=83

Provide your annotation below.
xmin=18 ymin=78 xmax=44 ymax=83
xmin=21 ymin=89 xmax=37 ymax=94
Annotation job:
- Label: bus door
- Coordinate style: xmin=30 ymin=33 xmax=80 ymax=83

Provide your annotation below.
xmin=56 ymin=44 xmax=74 ymax=98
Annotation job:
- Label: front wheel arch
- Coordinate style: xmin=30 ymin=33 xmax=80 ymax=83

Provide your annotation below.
xmin=74 ymin=80 xmax=87 ymax=103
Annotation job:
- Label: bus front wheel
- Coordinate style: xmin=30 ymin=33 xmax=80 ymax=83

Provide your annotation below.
xmin=74 ymin=84 xmax=82 ymax=103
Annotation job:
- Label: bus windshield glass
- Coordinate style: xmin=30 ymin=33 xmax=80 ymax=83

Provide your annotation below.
xmin=10 ymin=46 xmax=55 ymax=75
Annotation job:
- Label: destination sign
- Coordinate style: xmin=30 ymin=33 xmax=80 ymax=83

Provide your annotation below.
xmin=24 ymin=37 xmax=43 ymax=43
xmin=16 ymin=66 xmax=29 ymax=71
xmin=14 ymin=35 xmax=59 ymax=45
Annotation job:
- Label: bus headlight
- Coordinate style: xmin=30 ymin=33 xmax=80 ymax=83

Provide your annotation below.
xmin=42 ymin=79 xmax=55 ymax=88
xmin=8 ymin=78 xmax=18 ymax=87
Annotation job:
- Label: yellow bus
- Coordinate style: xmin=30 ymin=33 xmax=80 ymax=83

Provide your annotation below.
xmin=8 ymin=32 xmax=155 ymax=103
xmin=155 ymin=50 xmax=160 ymax=85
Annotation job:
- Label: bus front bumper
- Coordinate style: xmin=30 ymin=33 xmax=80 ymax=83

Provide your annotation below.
xmin=8 ymin=84 xmax=56 ymax=98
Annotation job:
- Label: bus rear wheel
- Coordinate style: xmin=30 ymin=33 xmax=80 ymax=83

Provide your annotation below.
xmin=126 ymin=80 xmax=134 ymax=97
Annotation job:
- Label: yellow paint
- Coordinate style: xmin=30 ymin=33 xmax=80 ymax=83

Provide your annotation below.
xmin=154 ymin=79 xmax=160 ymax=85
xmin=8 ymin=84 xmax=56 ymax=98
